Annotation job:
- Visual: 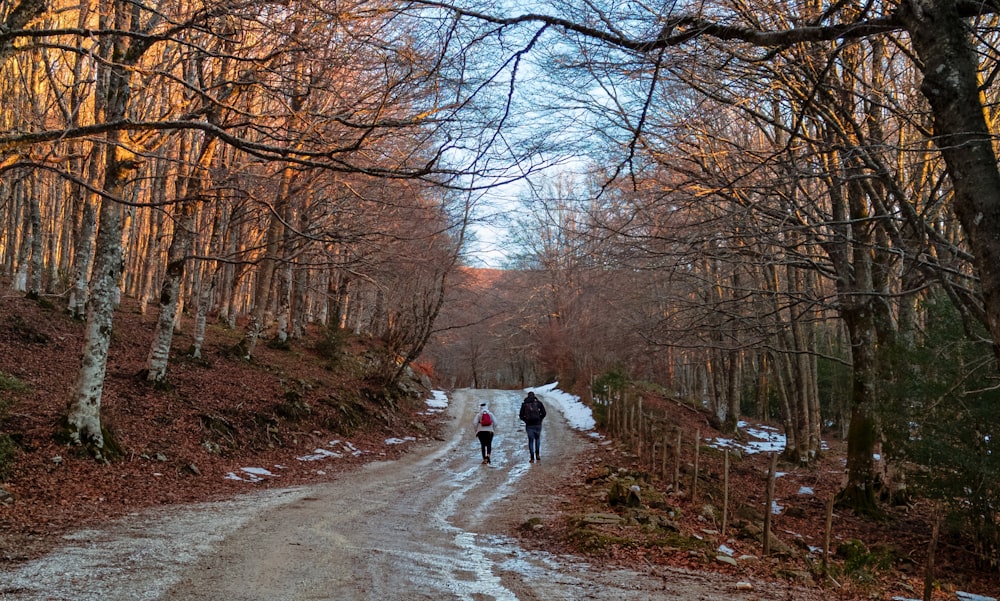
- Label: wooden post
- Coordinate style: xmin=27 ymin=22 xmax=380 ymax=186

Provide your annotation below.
xmin=691 ymin=428 xmax=700 ymax=503
xmin=610 ymin=392 xmax=617 ymax=437
xmin=637 ymin=401 xmax=644 ymax=461
xmin=633 ymin=407 xmax=639 ymax=453
xmin=923 ymin=515 xmax=941 ymax=601
xmin=763 ymin=452 xmax=778 ymax=556
xmin=661 ymin=432 xmax=668 ymax=480
xmin=651 ymin=439 xmax=659 ymax=472
xmin=649 ymin=419 xmax=660 ymax=473
xmin=673 ymin=429 xmax=682 ymax=491
xmin=623 ymin=392 xmax=629 ymax=439
xmin=610 ymin=393 xmax=622 ymax=438
xmin=722 ymin=449 xmax=729 ymax=535
xmin=615 ymin=392 xmax=621 ymax=439
xmin=607 ymin=393 xmax=614 ymax=435
xmin=823 ymin=495 xmax=834 ymax=571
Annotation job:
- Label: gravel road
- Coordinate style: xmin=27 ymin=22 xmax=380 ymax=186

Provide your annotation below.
xmin=0 ymin=389 xmax=826 ymax=600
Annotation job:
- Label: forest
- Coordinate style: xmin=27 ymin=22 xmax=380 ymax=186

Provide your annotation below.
xmin=0 ymin=0 xmax=998 ymax=582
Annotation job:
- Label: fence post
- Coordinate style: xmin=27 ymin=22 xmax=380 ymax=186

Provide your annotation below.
xmin=763 ymin=452 xmax=778 ymax=556
xmin=722 ymin=449 xmax=729 ymax=535
xmin=673 ymin=429 xmax=682 ymax=492
xmin=691 ymin=428 xmax=700 ymax=503
xmin=923 ymin=514 xmax=941 ymax=601
xmin=661 ymin=432 xmax=669 ymax=480
xmin=823 ymin=495 xmax=834 ymax=571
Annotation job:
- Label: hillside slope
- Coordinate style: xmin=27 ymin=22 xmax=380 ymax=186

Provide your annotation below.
xmin=1 ymin=291 xmax=998 ymax=601
xmin=0 ymin=292 xmax=441 ymax=561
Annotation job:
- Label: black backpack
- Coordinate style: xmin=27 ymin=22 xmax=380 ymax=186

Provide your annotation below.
xmin=523 ymin=400 xmax=543 ymax=423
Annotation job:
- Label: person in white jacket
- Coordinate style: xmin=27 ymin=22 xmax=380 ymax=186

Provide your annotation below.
xmin=474 ymin=403 xmax=496 ymax=464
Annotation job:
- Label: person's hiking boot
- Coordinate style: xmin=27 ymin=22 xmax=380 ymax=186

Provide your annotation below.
xmin=481 ymin=457 xmax=487 ymax=464
xmin=529 ymin=454 xmax=535 ymax=463
xmin=486 ymin=454 xmax=491 ymax=464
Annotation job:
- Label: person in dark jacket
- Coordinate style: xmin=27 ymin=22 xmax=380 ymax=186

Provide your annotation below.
xmin=518 ymin=391 xmax=547 ymax=463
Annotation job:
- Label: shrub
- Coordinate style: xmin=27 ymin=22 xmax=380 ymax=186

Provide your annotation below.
xmin=0 ymin=372 xmax=30 ymax=393
xmin=880 ymin=293 xmax=1000 ymax=570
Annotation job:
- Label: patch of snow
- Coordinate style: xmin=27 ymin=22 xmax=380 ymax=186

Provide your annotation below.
xmin=718 ymin=544 xmax=735 ymax=556
xmin=297 ymin=448 xmax=344 ymax=462
xmin=242 ymin=467 xmax=276 ymax=477
xmin=426 ymin=390 xmax=449 ymax=410
xmin=708 ymin=421 xmax=785 ymax=455
xmin=292 ymin=440 xmax=365 ymax=465
xmin=224 ymin=467 xmax=278 ymax=482
xmin=798 ymin=486 xmax=814 ymax=495
xmin=385 ymin=436 xmax=416 ymax=445
xmin=341 ymin=441 xmax=364 ymax=456
xmin=707 ymin=420 xmax=829 ymax=456
xmin=957 ymin=593 xmax=997 ymax=601
xmin=770 ymin=500 xmax=783 ymax=515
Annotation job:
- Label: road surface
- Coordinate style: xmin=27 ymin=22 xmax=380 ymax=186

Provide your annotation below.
xmin=0 ymin=388 xmax=825 ymax=600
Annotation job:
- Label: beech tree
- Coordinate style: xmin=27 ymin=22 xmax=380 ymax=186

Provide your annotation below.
xmin=0 ymin=0 xmax=508 ymax=458
xmin=422 ymin=0 xmax=1000 ymax=356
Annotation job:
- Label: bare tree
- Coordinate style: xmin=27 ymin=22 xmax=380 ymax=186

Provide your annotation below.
xmin=421 ymin=0 xmax=1000 ymax=359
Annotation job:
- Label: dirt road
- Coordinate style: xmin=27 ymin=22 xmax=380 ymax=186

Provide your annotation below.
xmin=1 ymin=389 xmax=826 ymax=600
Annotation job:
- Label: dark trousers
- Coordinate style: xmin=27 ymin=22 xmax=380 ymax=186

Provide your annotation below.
xmin=476 ymin=431 xmax=494 ymax=459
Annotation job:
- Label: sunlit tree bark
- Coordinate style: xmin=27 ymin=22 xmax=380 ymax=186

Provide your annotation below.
xmin=146 ymin=132 xmax=217 ymax=382
xmin=65 ymin=0 xmax=161 ymax=456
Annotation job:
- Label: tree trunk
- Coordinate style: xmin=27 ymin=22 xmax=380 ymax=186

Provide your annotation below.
xmin=146 ymin=132 xmax=216 ymax=383
xmin=705 ymin=350 xmax=722 ymax=426
xmin=191 ymin=197 xmax=225 ymax=359
xmin=137 ymin=157 xmax=169 ymax=316
xmin=902 ymin=0 xmax=1000 ymax=363
xmin=240 ymin=167 xmax=291 ymax=358
xmin=291 ymin=197 xmax=312 ymax=339
xmin=145 ymin=198 xmax=196 ymax=382
xmin=292 ymin=265 xmax=309 ymax=338
xmin=275 ymin=262 xmax=292 ymax=343
xmin=47 ymin=180 xmax=65 ymax=294
xmin=12 ymin=181 xmax=29 ymax=292
xmin=65 ymin=156 xmax=128 ymax=457
xmin=838 ymin=304 xmax=880 ymax=514
xmin=724 ymin=349 xmax=741 ymax=434
xmin=68 ymin=190 xmax=97 ymax=319
xmin=65 ymin=0 xmax=149 ymax=458
xmin=28 ymin=181 xmax=43 ymax=296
